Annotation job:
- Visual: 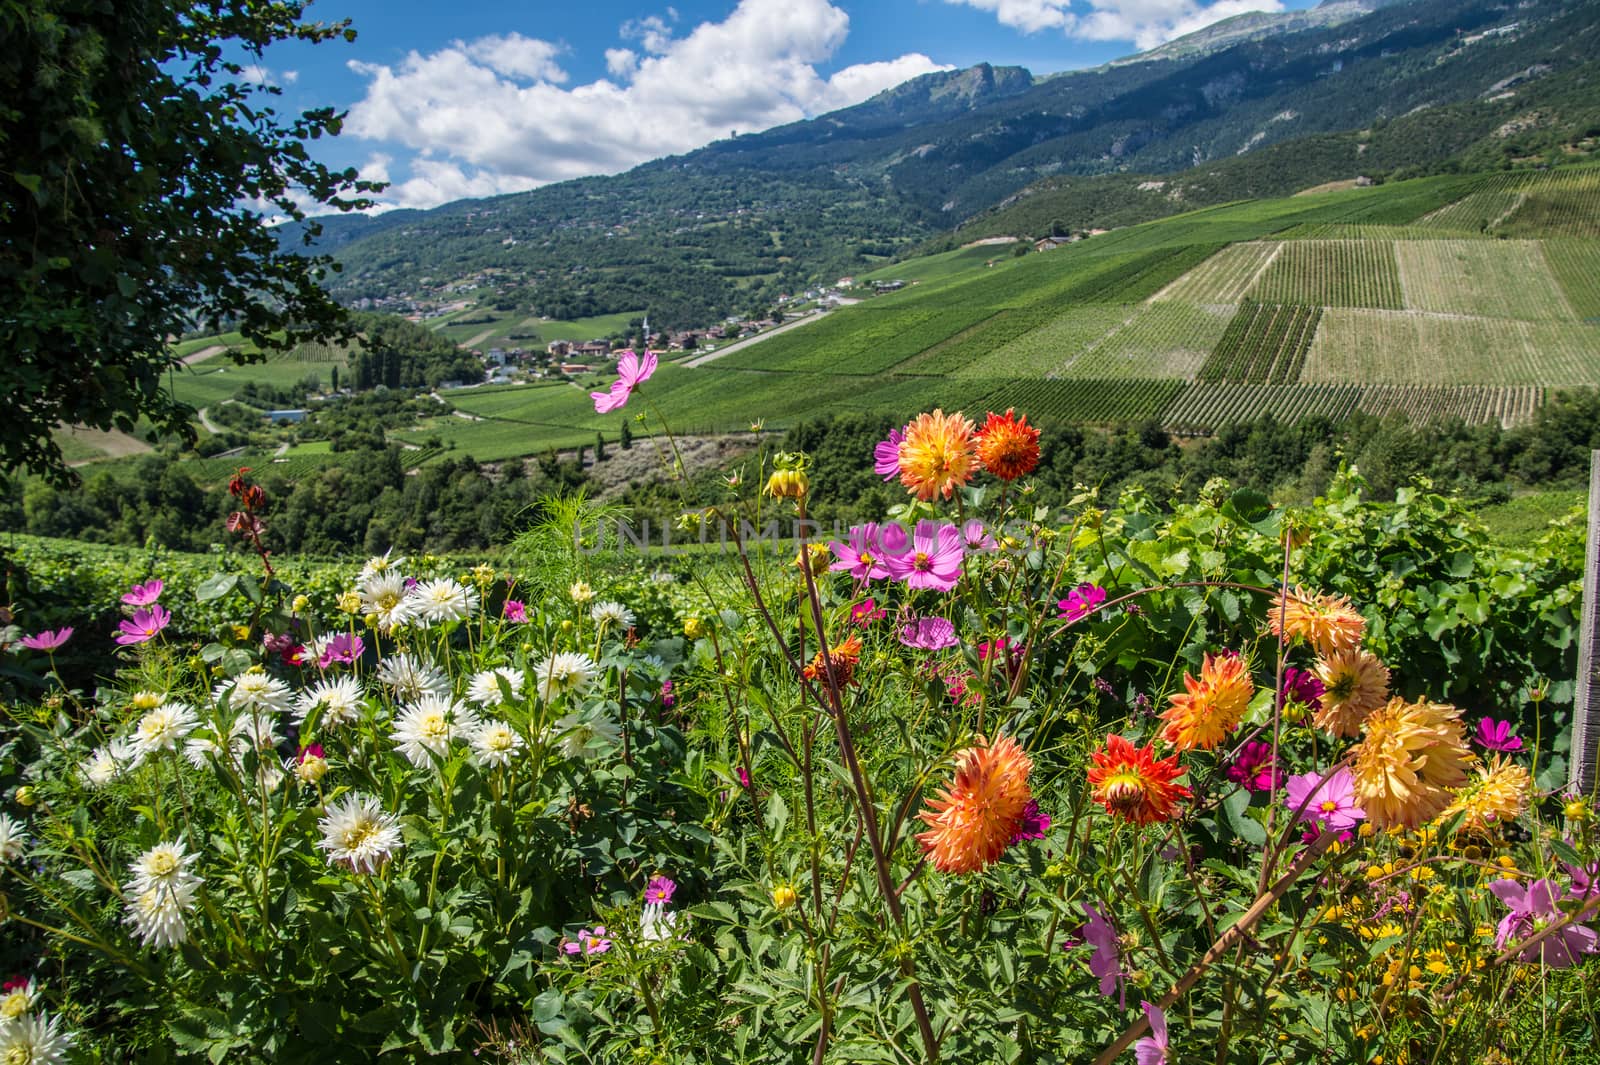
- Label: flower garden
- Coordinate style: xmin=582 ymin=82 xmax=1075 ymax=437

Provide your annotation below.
xmin=1 ymin=359 xmax=1597 ymax=1063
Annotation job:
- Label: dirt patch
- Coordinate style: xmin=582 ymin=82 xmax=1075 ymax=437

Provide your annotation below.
xmin=62 ymin=425 xmax=154 ymax=464
xmin=460 ymin=329 xmax=498 ymax=350
xmin=494 ymin=433 xmax=763 ymax=498
xmin=1294 ymin=179 xmax=1360 ymax=196
xmin=181 ymin=344 xmax=229 ymax=366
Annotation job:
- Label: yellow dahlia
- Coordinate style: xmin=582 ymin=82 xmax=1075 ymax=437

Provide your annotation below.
xmin=1440 ymin=756 xmax=1530 ymax=834
xmin=974 ymin=408 xmax=1041 ymax=482
xmin=917 ymin=735 xmax=1033 ymax=874
xmin=1313 ymin=649 xmax=1391 ymax=738
xmin=1160 ymin=652 xmax=1254 ymax=751
xmin=1268 ymin=586 xmax=1366 ymax=657
xmin=1351 ymin=697 xmax=1472 ymax=829
xmin=897 ymin=409 xmax=976 ymax=501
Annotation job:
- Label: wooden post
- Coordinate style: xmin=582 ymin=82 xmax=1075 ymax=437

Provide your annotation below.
xmin=1570 ymin=450 xmax=1600 ymax=797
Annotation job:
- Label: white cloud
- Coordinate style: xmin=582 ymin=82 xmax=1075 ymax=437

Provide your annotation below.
xmin=345 ymin=0 xmax=951 ymax=209
xmin=605 ymin=47 xmax=639 ymax=79
xmin=463 ymin=33 xmax=568 ymax=82
xmin=282 ymin=69 xmax=299 ymax=84
xmin=947 ymin=0 xmax=1283 ymax=49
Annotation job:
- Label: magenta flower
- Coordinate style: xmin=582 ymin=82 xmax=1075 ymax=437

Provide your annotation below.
xmin=661 ymin=680 xmax=675 ymax=707
xmin=562 ymin=926 xmax=612 ymax=956
xmin=591 ymin=349 xmax=658 ymax=413
xmin=1226 ymin=741 xmax=1283 ymax=793
xmin=19 ymin=627 xmax=73 ymax=652
xmin=1490 ymin=878 xmax=1598 ymax=967
xmin=1082 ymin=904 xmax=1125 ymax=1005
xmin=121 ymin=579 xmax=164 ymax=607
xmin=503 ymin=599 xmax=528 ymax=623
xmin=882 ymin=520 xmax=964 ymax=592
xmin=318 ymin=633 xmax=364 ymax=669
xmin=1565 ymin=862 xmax=1600 ymax=902
xmin=736 ymin=766 xmax=751 ymax=788
xmin=299 ymin=743 xmax=325 ymax=763
xmin=1475 ymin=717 xmax=1524 ymax=753
xmin=1281 ymin=667 xmax=1325 ymax=710
xmin=977 ymin=636 xmax=1015 ymax=662
xmin=850 ymin=598 xmax=885 ymax=626
xmin=1135 ymin=1001 xmax=1169 ymax=1065
xmin=962 ymin=519 xmax=997 ymax=553
xmin=1285 ymin=767 xmax=1365 ymax=831
xmin=828 ymin=523 xmax=890 ymax=581
xmin=1058 ymin=583 xmax=1107 ymax=623
xmin=899 ymin=616 xmax=958 ymax=651
xmin=115 ymin=604 xmax=170 ymax=646
xmin=873 ymin=427 xmax=905 ymax=481
xmin=1009 ymin=799 xmax=1051 ymax=844
xmin=643 ymin=876 xmax=676 ymax=905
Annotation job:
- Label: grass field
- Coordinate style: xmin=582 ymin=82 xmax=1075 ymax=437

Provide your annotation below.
xmin=1394 ymin=240 xmax=1576 ymax=321
xmin=1302 ymin=310 xmax=1600 ymax=387
xmin=430 ymin=309 xmax=641 ymax=349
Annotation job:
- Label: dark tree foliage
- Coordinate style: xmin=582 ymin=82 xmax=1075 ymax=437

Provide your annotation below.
xmin=0 ymin=0 xmax=381 ymax=483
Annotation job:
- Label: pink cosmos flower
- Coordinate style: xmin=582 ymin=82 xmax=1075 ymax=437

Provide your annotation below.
xmin=736 ymin=766 xmax=751 ymax=788
xmin=874 ymin=427 xmax=905 ymax=481
xmin=503 ymin=599 xmax=528 ymax=623
xmin=882 ymin=520 xmax=964 ymax=592
xmin=20 ymin=627 xmax=73 ymax=652
xmin=1226 ymin=741 xmax=1283 ymax=793
xmin=899 ymin=616 xmax=958 ymax=651
xmin=1082 ymin=904 xmax=1125 ymax=1005
xmin=1009 ymin=799 xmax=1051 ymax=844
xmin=1058 ymin=583 xmax=1107 ymax=623
xmin=828 ymin=523 xmax=890 ymax=581
xmin=1475 ymin=717 xmax=1523 ymax=753
xmin=661 ymin=680 xmax=675 ymax=707
xmin=1491 ymin=878 xmax=1598 ymax=967
xmin=1285 ymin=767 xmax=1365 ymax=831
xmin=121 ymin=579 xmax=164 ymax=607
xmin=318 ymin=633 xmax=364 ymax=669
xmin=115 ymin=604 xmax=170 ymax=646
xmin=643 ymin=876 xmax=676 ymax=905
xmin=1281 ymin=667 xmax=1325 ymax=710
xmin=562 ymin=926 xmax=612 ymax=956
xmin=1135 ymin=1001 xmax=1169 ymax=1065
xmin=591 ymin=349 xmax=658 ymax=414
xmin=850 ymin=598 xmax=885 ymax=626
xmin=962 ymin=519 xmax=998 ymax=553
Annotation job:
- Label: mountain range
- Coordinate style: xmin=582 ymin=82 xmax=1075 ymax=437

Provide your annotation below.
xmin=298 ymin=0 xmax=1600 ymax=330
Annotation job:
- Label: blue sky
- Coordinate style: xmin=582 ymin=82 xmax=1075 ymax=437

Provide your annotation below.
xmin=248 ymin=0 xmax=1315 ymax=211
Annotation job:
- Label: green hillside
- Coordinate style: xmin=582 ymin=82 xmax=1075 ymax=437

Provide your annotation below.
xmin=400 ymin=166 xmax=1599 ymax=462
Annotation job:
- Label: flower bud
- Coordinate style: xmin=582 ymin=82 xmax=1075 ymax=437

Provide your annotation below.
xmin=14 ymin=787 xmax=36 ymax=808
xmin=771 ymin=884 xmax=798 ymax=911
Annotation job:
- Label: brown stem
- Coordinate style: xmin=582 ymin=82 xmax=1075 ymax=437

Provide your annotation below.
xmin=1092 ymin=833 xmax=1334 ymax=1065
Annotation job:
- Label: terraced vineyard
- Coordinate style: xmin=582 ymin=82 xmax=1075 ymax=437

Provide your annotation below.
xmin=169 ymin=164 xmax=1586 ymax=465
xmin=1197 ymin=301 xmax=1322 ymax=383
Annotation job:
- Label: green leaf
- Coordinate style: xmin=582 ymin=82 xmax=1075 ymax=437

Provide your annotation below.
xmin=196 ymin=573 xmax=239 ymax=602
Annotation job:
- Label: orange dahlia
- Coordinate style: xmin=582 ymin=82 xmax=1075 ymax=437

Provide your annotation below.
xmin=897 ymin=409 xmax=976 ymax=501
xmin=1268 ymin=586 xmax=1366 ymax=657
xmin=1313 ymin=649 xmax=1390 ymax=738
xmin=916 ymin=734 xmax=1034 ymax=873
xmin=1160 ymin=652 xmax=1254 ymax=751
xmin=1088 ymin=735 xmax=1191 ymax=824
xmin=974 ymin=408 xmax=1041 ymax=482
xmin=803 ymin=634 xmax=863 ymax=689
xmin=1351 ymin=697 xmax=1472 ymax=829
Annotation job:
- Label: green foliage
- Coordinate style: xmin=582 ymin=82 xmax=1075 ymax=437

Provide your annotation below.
xmin=0 ymin=0 xmax=381 ymax=483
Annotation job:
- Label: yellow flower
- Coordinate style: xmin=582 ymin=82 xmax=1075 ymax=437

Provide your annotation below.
xmin=131 ymin=690 xmax=164 ymax=710
xmin=336 ymin=590 xmax=362 ymax=615
xmin=1268 ymin=586 xmax=1366 ymax=657
xmin=1566 ymin=798 xmax=1590 ymax=821
xmin=1351 ymin=698 xmax=1471 ymax=829
xmin=291 ymin=594 xmax=310 ymax=613
xmin=917 ymin=735 xmax=1033 ymax=874
xmin=794 ymin=542 xmax=831 ymax=578
xmin=771 ymin=884 xmax=798 ymax=911
xmin=1313 ymin=649 xmax=1390 ymax=738
xmin=897 ymin=409 xmax=976 ymax=501
xmin=683 ymin=616 xmax=708 ymax=640
xmin=1159 ymin=652 xmax=1253 ymax=751
xmin=471 ymin=563 xmax=496 ymax=585
xmin=1440 ymin=756 xmax=1529 ymax=833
